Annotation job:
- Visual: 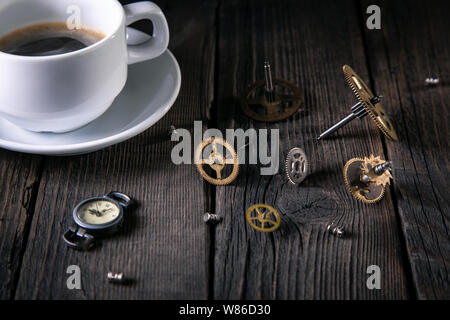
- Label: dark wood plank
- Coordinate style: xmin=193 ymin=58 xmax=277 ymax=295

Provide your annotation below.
xmin=14 ymin=0 xmax=217 ymax=299
xmin=0 ymin=152 xmax=42 ymax=299
xmin=213 ymin=0 xmax=409 ymax=299
xmin=360 ymin=0 xmax=450 ymax=299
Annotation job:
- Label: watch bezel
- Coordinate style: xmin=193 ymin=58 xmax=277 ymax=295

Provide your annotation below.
xmin=72 ymin=196 xmax=124 ymax=231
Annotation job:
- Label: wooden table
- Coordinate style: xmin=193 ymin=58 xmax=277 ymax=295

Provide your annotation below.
xmin=0 ymin=0 xmax=448 ymax=300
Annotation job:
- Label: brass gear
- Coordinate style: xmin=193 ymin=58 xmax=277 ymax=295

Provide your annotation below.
xmin=343 ymin=156 xmax=388 ymax=204
xmin=343 ymin=65 xmax=398 ymax=141
xmin=240 ymin=79 xmax=303 ymax=122
xmin=195 ymin=137 xmax=239 ymax=185
xmin=361 ymin=154 xmax=392 ymax=188
xmin=246 ymin=203 xmax=281 ymax=232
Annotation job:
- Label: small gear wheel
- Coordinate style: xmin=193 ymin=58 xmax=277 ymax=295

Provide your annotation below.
xmin=343 ymin=65 xmax=398 ymax=141
xmin=194 ymin=137 xmax=239 ymax=186
xmin=285 ymin=148 xmax=309 ymax=185
xmin=240 ymin=79 xmax=303 ymax=122
xmin=361 ymin=154 xmax=392 ymax=187
xmin=246 ymin=203 xmax=281 ymax=232
xmin=344 ymin=154 xmax=392 ymax=203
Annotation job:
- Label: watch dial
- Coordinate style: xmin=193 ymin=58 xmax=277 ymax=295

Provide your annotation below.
xmin=77 ymin=199 xmax=120 ymax=225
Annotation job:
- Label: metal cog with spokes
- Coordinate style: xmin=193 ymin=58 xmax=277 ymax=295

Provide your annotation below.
xmin=195 ymin=137 xmax=239 ymax=186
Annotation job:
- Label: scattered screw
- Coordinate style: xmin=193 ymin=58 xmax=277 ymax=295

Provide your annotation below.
xmin=425 ymin=77 xmax=439 ymax=86
xmin=169 ymin=125 xmax=178 ymax=138
xmin=203 ymin=213 xmax=222 ymax=224
xmin=335 ymin=227 xmax=345 ymax=238
xmin=107 ymin=272 xmax=125 ymax=284
xmin=327 ymin=223 xmax=345 ymax=238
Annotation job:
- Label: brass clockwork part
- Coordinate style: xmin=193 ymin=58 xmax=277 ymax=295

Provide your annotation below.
xmin=246 ymin=203 xmax=281 ymax=232
xmin=361 ymin=154 xmax=393 ymax=188
xmin=343 ymin=65 xmax=398 ymax=141
xmin=344 ymin=158 xmax=385 ymax=203
xmin=343 ymin=155 xmax=392 ymax=204
xmin=195 ymin=137 xmax=239 ymax=186
xmin=317 ymin=65 xmax=397 ymax=141
xmin=240 ymin=79 xmax=303 ymax=122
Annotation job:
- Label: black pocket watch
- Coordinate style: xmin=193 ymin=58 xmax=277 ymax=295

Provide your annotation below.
xmin=63 ymin=192 xmax=134 ymax=250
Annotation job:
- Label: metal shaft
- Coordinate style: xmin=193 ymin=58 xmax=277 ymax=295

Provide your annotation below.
xmin=374 ymin=161 xmax=392 ymax=175
xmin=317 ymin=96 xmax=381 ymax=140
xmin=264 ymin=61 xmax=274 ymax=103
xmin=317 ymin=113 xmax=356 ymax=140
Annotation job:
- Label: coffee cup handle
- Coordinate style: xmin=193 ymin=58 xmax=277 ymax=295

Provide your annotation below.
xmin=123 ymin=2 xmax=169 ymax=65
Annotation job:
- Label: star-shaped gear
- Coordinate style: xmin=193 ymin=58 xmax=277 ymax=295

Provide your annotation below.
xmin=361 ymin=154 xmax=392 ymax=187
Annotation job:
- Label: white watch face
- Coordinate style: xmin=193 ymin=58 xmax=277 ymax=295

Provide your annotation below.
xmin=77 ymin=199 xmax=120 ymax=225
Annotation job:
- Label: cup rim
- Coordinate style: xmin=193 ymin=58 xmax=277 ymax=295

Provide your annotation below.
xmin=0 ymin=0 xmax=125 ymax=61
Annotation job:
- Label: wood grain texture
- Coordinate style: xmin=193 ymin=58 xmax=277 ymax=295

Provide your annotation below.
xmin=13 ymin=0 xmax=217 ymax=299
xmin=0 ymin=152 xmax=42 ymax=299
xmin=1 ymin=0 xmax=448 ymax=300
xmin=213 ymin=0 xmax=409 ymax=299
xmin=360 ymin=0 xmax=450 ymax=299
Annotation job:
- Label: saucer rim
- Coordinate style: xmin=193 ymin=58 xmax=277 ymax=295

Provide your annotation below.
xmin=0 ymin=49 xmax=181 ymax=156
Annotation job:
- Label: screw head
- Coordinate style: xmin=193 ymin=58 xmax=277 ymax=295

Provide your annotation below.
xmin=335 ymin=227 xmax=345 ymax=238
xmin=169 ymin=125 xmax=178 ymax=138
xmin=326 ymin=223 xmax=334 ymax=233
xmin=107 ymin=272 xmax=124 ymax=283
xmin=425 ymin=77 xmax=439 ymax=86
xmin=203 ymin=213 xmax=221 ymax=224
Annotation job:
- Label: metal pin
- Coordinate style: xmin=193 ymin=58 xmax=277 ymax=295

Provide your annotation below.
xmin=425 ymin=78 xmax=439 ymax=86
xmin=169 ymin=125 xmax=178 ymax=138
xmin=335 ymin=227 xmax=345 ymax=238
xmin=203 ymin=213 xmax=222 ymax=224
xmin=264 ymin=61 xmax=275 ymax=103
xmin=107 ymin=272 xmax=125 ymax=283
xmin=317 ymin=96 xmax=381 ymax=140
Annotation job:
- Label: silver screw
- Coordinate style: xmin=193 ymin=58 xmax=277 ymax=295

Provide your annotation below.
xmin=169 ymin=125 xmax=178 ymax=138
xmin=335 ymin=227 xmax=345 ymax=238
xmin=107 ymin=272 xmax=125 ymax=283
xmin=203 ymin=213 xmax=222 ymax=224
xmin=327 ymin=223 xmax=345 ymax=238
xmin=425 ymin=77 xmax=439 ymax=86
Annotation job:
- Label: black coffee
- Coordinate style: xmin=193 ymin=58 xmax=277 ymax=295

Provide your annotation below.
xmin=0 ymin=22 xmax=106 ymax=56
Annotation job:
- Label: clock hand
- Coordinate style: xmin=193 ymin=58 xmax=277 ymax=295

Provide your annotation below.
xmin=94 ymin=202 xmax=104 ymax=216
xmin=88 ymin=208 xmax=103 ymax=217
xmin=88 ymin=209 xmax=99 ymax=215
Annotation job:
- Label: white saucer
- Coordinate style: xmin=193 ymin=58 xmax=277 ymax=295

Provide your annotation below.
xmin=0 ymin=48 xmax=181 ymax=156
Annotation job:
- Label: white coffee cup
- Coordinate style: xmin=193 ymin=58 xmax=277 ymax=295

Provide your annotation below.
xmin=0 ymin=0 xmax=169 ymax=133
